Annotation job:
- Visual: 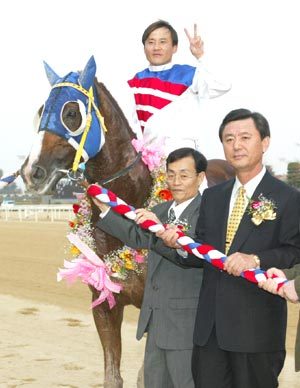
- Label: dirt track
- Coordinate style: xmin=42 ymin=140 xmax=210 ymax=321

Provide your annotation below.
xmin=0 ymin=221 xmax=298 ymax=387
xmin=0 ymin=221 xmax=145 ymax=387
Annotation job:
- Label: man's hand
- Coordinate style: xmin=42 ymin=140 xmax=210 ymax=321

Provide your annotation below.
xmin=156 ymin=226 xmax=181 ymax=249
xmin=91 ymin=197 xmax=110 ymax=213
xmin=184 ymin=23 xmax=204 ymax=60
xmin=282 ymin=280 xmax=299 ymax=303
xmin=258 ymin=268 xmax=286 ymax=295
xmin=258 ymin=267 xmax=299 ymax=302
xmin=224 ymin=252 xmax=258 ymax=276
xmin=135 ymin=208 xmax=161 ymax=225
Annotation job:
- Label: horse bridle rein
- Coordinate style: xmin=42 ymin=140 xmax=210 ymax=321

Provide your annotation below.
xmin=98 ymin=151 xmax=142 ymax=185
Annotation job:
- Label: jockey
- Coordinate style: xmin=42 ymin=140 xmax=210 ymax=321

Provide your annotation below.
xmin=127 ymin=20 xmax=231 ymax=156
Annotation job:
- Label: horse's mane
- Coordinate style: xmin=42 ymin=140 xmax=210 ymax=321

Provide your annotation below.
xmin=94 ymin=78 xmax=136 ymax=139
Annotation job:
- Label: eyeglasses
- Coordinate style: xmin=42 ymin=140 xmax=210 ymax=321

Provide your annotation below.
xmin=166 ymin=172 xmax=198 ymax=182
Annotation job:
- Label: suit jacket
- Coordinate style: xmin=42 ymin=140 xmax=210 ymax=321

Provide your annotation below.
xmin=96 ymin=194 xmax=203 ymax=350
xmin=154 ymin=171 xmax=300 ymax=353
xmin=283 ymin=264 xmax=300 ymax=371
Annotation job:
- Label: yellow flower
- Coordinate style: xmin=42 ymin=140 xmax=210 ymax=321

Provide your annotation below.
xmin=120 ymin=250 xmax=132 ymax=260
xmin=157 ymin=173 xmax=165 ymax=182
xmin=112 ymin=263 xmax=121 ymax=273
xmin=251 ymin=215 xmax=264 ymax=226
xmin=262 ymin=209 xmax=276 ymax=220
xmin=70 ymin=245 xmax=81 ymax=256
xmin=124 ymin=260 xmax=134 ymax=270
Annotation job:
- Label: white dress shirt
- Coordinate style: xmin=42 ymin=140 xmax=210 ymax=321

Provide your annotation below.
xmin=228 ymin=166 xmax=266 ymax=217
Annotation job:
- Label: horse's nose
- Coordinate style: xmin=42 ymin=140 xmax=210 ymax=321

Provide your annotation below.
xmin=31 ymin=164 xmax=47 ymax=183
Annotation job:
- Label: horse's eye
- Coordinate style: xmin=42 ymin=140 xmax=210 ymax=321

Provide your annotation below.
xmin=61 ymin=102 xmax=82 ymax=132
xmin=66 ymin=110 xmax=77 ymax=118
xmin=60 ymin=100 xmax=87 ymax=135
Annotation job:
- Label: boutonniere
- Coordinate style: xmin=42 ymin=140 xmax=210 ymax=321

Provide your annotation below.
xmin=171 ymin=218 xmax=191 ymax=233
xmin=247 ymin=194 xmax=277 ymax=226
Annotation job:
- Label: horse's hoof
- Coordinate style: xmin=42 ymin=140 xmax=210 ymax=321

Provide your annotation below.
xmin=136 ymin=362 xmax=145 ymax=388
xmin=104 ymin=379 xmax=123 ymax=388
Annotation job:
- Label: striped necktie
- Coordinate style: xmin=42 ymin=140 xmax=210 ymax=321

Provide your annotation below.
xmin=167 ymin=208 xmax=176 ymax=224
xmin=225 ymin=186 xmax=246 ymax=254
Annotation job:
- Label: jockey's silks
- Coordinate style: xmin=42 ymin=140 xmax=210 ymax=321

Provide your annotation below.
xmin=128 ymin=64 xmax=196 ymax=132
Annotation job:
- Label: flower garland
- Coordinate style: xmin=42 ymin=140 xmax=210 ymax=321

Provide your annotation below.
xmin=64 ymin=138 xmax=171 ymax=282
xmin=146 ymin=161 xmax=172 ymax=208
xmin=65 ymin=164 xmax=170 ymax=281
xmin=67 ymin=194 xmax=96 ymax=256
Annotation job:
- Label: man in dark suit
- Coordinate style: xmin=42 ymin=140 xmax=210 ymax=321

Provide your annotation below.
xmin=93 ymin=147 xmax=207 ymax=388
xmin=155 ymin=109 xmax=300 ymax=388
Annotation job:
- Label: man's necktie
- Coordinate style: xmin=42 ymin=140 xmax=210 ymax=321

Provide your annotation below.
xmin=167 ymin=207 xmax=176 ymax=223
xmin=225 ymin=186 xmax=246 ymax=254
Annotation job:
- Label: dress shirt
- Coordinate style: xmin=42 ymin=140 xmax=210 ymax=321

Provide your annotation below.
xmin=168 ymin=196 xmax=196 ymax=220
xmin=228 ymin=166 xmax=266 ymax=217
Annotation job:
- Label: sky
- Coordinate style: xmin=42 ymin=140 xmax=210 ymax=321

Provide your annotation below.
xmin=1 ymin=0 xmax=300 ymax=181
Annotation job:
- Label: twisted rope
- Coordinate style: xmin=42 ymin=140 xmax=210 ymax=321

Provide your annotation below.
xmin=87 ymin=184 xmax=287 ymax=289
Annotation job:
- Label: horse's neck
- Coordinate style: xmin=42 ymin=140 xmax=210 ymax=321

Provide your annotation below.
xmin=94 ymin=81 xmax=137 ymax=172
xmin=87 ymin=81 xmax=152 ymax=207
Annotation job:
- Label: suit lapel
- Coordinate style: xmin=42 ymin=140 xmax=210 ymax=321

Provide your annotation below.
xmin=178 ymin=193 xmax=201 ymax=227
xmin=150 ymin=194 xmax=202 ymax=276
xmin=219 ymin=180 xmax=235 ymax=252
xmin=150 ymin=201 xmax=173 ymax=276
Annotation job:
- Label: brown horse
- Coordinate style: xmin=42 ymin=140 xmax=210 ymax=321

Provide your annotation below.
xmin=20 ymin=56 xmax=234 ymax=388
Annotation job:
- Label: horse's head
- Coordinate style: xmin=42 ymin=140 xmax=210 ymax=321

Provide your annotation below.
xmin=21 ymin=56 xmax=106 ymax=194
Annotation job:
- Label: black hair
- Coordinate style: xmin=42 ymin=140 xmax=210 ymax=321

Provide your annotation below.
xmin=166 ymin=147 xmax=207 ymax=173
xmin=218 ymin=108 xmax=270 ymax=141
xmin=142 ymin=20 xmax=178 ymax=46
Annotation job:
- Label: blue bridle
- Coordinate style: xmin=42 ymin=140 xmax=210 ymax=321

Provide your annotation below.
xmin=39 ymin=56 xmax=106 ymax=173
xmin=39 ymin=56 xmax=142 ymax=184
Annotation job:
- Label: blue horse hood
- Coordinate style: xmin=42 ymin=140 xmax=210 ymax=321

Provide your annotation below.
xmin=39 ymin=71 xmax=104 ymax=161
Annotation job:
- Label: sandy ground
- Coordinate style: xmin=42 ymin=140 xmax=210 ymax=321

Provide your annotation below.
xmin=0 ymin=220 xmax=299 ymax=387
xmin=0 ymin=221 xmax=145 ymax=388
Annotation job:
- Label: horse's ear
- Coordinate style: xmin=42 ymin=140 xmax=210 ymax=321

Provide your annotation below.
xmin=78 ymin=56 xmax=96 ymax=90
xmin=43 ymin=61 xmax=60 ymax=86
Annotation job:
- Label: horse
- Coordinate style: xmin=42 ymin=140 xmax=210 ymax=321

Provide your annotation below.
xmin=20 ymin=56 xmax=234 ymax=388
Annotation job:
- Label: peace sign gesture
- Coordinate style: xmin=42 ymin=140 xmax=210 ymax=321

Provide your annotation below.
xmin=184 ymin=24 xmax=204 ymax=59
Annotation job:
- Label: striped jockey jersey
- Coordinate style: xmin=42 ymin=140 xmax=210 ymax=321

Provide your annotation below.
xmin=128 ymin=64 xmax=196 ymax=132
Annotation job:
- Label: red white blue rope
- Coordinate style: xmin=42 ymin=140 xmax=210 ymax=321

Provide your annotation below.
xmin=87 ymin=184 xmax=287 ymax=289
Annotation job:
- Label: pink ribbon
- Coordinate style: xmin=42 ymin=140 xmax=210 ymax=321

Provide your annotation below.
xmin=57 ymin=233 xmax=122 ymax=309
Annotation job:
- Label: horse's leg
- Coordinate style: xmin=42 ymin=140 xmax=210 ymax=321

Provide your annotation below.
xmin=136 ymin=361 xmax=145 ymax=388
xmin=91 ymin=290 xmax=124 ymax=388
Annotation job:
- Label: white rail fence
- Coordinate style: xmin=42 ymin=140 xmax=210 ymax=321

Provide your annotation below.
xmin=0 ymin=205 xmax=73 ymax=222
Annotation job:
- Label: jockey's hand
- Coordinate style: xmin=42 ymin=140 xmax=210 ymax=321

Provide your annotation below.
xmin=224 ymin=252 xmax=257 ymax=276
xmin=91 ymin=197 xmax=110 ymax=213
xmin=184 ymin=23 xmax=204 ymax=59
xmin=135 ymin=208 xmax=161 ymax=225
xmin=156 ymin=226 xmax=181 ymax=249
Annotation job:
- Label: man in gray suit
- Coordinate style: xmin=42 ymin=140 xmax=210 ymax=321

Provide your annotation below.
xmin=93 ymin=147 xmax=207 ymax=388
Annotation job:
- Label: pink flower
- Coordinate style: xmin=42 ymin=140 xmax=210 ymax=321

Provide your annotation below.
xmin=251 ymin=201 xmax=262 ymax=210
xmin=131 ymin=138 xmax=165 ymax=171
xmin=134 ymin=253 xmax=145 ymax=263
